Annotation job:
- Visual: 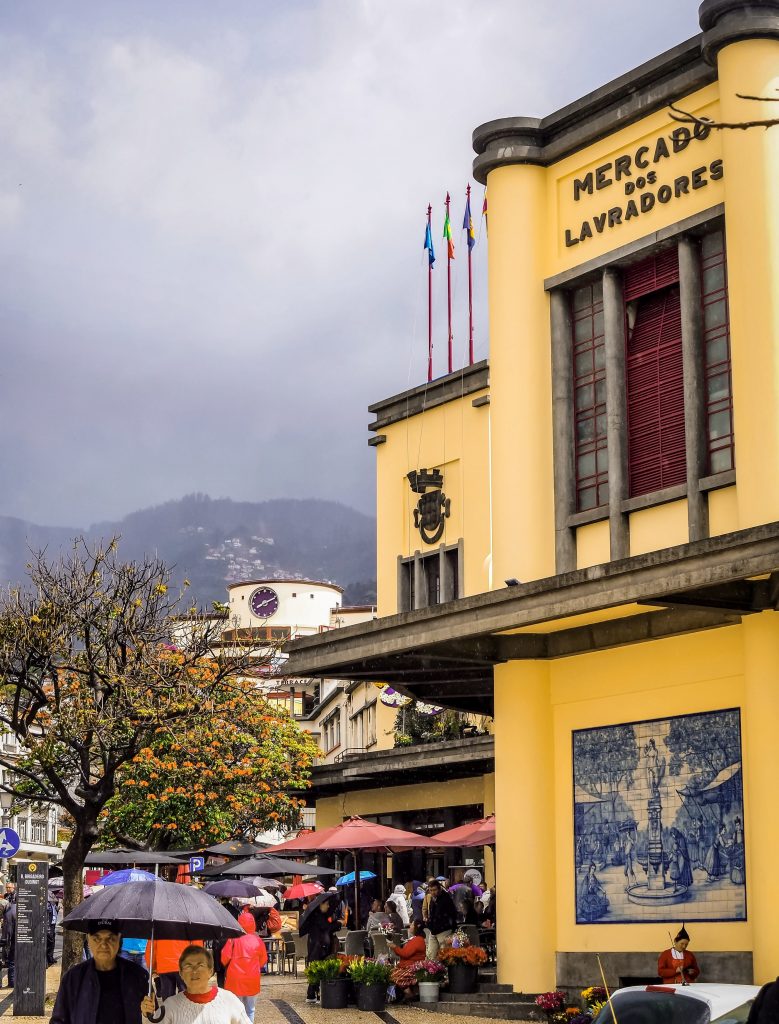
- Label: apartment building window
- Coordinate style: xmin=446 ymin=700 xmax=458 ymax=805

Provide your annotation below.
xmin=32 ymin=818 xmax=47 ymax=844
xmin=701 ymin=229 xmax=734 ymax=473
xmin=351 ymin=702 xmax=376 ymax=749
xmin=398 ymin=542 xmax=461 ymax=612
xmin=18 ymin=818 xmax=26 ymax=841
xmin=322 ymin=711 xmax=341 ymax=753
xmin=624 ymin=248 xmax=686 ymax=497
xmin=572 ymin=281 xmax=608 ymax=511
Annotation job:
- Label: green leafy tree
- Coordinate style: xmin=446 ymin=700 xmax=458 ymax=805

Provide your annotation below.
xmin=665 ymin=710 xmax=741 ymax=783
xmin=0 ymin=540 xmax=247 ymax=972
xmin=393 ymin=703 xmax=464 ymax=746
xmin=573 ymin=724 xmax=639 ymax=817
xmin=100 ymin=677 xmax=319 ymax=849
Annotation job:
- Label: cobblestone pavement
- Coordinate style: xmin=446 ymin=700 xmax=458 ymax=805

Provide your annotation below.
xmin=0 ymin=968 xmax=507 ymax=1023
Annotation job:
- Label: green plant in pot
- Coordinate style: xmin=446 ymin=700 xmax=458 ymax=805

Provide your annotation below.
xmin=305 ymin=958 xmax=350 ymax=1009
xmin=347 ymin=957 xmax=394 ymax=1011
xmin=415 ymin=959 xmax=446 ymax=1003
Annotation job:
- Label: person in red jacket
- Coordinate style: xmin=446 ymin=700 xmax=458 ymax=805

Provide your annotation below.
xmin=658 ymin=924 xmax=701 ymax=984
xmin=146 ymin=938 xmax=204 ymax=1000
xmin=390 ymin=921 xmax=427 ymax=1003
xmin=220 ymin=908 xmax=268 ymax=1022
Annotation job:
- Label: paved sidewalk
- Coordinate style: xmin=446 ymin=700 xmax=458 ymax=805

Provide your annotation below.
xmin=0 ymin=967 xmax=506 ymax=1022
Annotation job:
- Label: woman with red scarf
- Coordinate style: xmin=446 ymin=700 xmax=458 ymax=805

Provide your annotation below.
xmin=141 ymin=945 xmax=251 ymax=1023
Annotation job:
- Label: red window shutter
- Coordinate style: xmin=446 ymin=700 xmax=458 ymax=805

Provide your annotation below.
xmin=624 ymin=248 xmax=679 ymax=301
xmin=627 ymin=285 xmax=686 ymax=497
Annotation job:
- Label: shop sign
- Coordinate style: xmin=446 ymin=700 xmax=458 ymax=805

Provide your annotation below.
xmin=563 ymin=123 xmax=723 ymax=248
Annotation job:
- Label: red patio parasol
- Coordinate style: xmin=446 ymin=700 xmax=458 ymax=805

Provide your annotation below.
xmin=431 ymin=814 xmax=496 ymax=847
xmin=264 ymin=815 xmax=440 ymax=924
xmin=282 ymin=881 xmax=324 ymax=900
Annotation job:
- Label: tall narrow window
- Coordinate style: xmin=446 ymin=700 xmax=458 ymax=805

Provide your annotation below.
xmin=572 ymin=281 xmax=607 ymax=511
xmin=625 ymin=249 xmax=686 ymax=497
xmin=701 ymin=229 xmax=734 ymax=473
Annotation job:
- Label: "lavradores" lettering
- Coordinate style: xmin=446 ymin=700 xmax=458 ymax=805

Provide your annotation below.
xmin=564 ymin=160 xmax=723 ymax=248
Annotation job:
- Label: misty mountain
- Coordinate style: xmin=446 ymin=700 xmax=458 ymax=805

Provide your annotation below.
xmin=0 ymin=494 xmax=377 ymax=607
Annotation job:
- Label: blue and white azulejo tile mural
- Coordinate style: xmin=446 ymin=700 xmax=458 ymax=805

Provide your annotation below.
xmin=572 ymin=708 xmax=746 ymax=924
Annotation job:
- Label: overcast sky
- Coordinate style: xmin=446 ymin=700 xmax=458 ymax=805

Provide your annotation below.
xmin=1 ymin=1 xmax=700 ymax=527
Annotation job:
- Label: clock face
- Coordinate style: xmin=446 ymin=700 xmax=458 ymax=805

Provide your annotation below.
xmin=249 ymin=586 xmax=279 ymax=618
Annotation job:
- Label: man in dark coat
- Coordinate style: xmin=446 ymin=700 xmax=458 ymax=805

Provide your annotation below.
xmin=49 ymin=919 xmax=147 ymax=1024
xmin=424 ymin=878 xmax=457 ymax=956
xmin=747 ymin=978 xmax=779 ymax=1024
xmin=1 ymin=897 xmax=15 ymax=988
xmin=299 ymin=897 xmax=340 ymax=1003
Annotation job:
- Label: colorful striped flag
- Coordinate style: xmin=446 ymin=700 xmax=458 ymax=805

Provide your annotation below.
xmin=463 ymin=192 xmax=475 ymax=250
xmin=424 ymin=219 xmax=436 ymax=267
xmin=443 ymin=207 xmax=455 ymax=259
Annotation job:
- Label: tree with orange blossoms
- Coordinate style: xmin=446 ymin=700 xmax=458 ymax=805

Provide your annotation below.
xmin=100 ymin=675 xmax=319 ymax=850
xmin=0 ymin=540 xmax=252 ymax=973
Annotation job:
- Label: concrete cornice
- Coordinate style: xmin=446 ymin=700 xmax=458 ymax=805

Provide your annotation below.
xmin=472 ymin=37 xmax=713 ymax=183
xmin=368 ymin=360 xmax=489 ymax=432
xmin=699 ymin=0 xmax=779 ymax=63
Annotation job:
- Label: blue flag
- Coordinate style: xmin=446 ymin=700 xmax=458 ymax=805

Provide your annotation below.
xmin=463 ymin=194 xmax=475 ymax=250
xmin=424 ymin=220 xmax=436 ymax=267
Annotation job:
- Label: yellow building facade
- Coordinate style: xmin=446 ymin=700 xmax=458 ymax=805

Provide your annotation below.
xmin=286 ymin=1 xmax=779 ymax=994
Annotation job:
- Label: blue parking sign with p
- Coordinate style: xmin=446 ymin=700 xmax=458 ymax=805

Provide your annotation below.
xmin=189 ymin=856 xmax=205 ymax=874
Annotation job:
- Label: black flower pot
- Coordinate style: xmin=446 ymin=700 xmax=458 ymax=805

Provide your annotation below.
xmin=355 ymin=982 xmax=388 ymax=1011
xmin=320 ymin=978 xmax=350 ymax=1009
xmin=447 ymin=962 xmax=479 ymax=994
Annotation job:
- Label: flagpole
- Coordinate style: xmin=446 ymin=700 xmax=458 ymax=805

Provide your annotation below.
xmin=446 ymin=192 xmax=453 ymax=374
xmin=427 ymin=204 xmax=433 ymax=383
xmin=466 ymin=184 xmax=474 ymax=366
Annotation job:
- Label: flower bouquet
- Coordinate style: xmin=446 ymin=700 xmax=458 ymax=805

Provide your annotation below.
xmin=535 ymin=990 xmax=567 ymax=1020
xmin=438 ymin=944 xmax=488 ymax=966
xmin=415 ymin=960 xmax=446 ymax=983
xmin=304 ymin=957 xmax=343 ymax=984
xmin=347 ymin=956 xmax=394 ymax=986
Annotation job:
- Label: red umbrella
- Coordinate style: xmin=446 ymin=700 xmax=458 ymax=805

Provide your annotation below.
xmin=432 ymin=814 xmax=496 ymax=847
xmin=265 ymin=816 xmax=441 ymax=854
xmin=282 ymin=881 xmax=324 ymax=900
xmin=264 ymin=816 xmax=440 ymax=924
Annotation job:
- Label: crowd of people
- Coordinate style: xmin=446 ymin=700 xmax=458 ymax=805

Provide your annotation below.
xmin=0 ymin=871 xmax=497 ymax=1024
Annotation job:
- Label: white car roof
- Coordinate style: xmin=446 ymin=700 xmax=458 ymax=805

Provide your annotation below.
xmin=613 ymin=984 xmax=760 ymax=1018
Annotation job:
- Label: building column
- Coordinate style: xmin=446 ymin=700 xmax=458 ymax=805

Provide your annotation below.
xmin=413 ymin=552 xmax=426 ymax=610
xmin=678 ymin=235 xmax=709 ymax=541
xmin=701 ymin=3 xmax=779 ymax=527
xmin=741 ymin=611 xmax=779 ymax=983
xmin=494 ymin=661 xmax=555 ymax=991
xmin=550 ymin=289 xmax=577 ymax=573
xmin=602 ymin=268 xmax=630 ymax=559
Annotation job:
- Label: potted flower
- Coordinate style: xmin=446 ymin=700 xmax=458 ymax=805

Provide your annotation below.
xmin=438 ymin=935 xmax=488 ymax=994
xmin=347 ymin=956 xmax=394 ymax=1011
xmin=534 ymin=990 xmax=568 ymax=1020
xmin=415 ymin=960 xmax=446 ymax=1003
xmin=305 ymin=957 xmax=349 ymax=1009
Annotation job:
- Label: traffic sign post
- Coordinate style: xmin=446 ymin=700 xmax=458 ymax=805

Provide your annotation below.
xmin=14 ymin=861 xmax=48 ymax=1017
xmin=0 ymin=829 xmax=21 ymax=860
xmin=189 ymin=856 xmax=205 ymax=875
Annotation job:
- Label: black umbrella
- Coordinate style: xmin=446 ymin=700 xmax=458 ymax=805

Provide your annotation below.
xmin=203 ymin=840 xmax=268 ymax=857
xmin=64 ymin=877 xmax=243 ymax=997
xmin=298 ymin=890 xmax=337 ymax=931
xmin=203 ymin=880 xmax=262 ymax=898
xmin=63 ymin=879 xmax=243 ymax=940
xmin=222 ymin=855 xmax=337 ymax=877
xmin=84 ymin=848 xmax=184 ymax=866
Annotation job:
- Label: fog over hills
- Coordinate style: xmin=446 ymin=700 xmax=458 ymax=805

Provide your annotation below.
xmin=0 ymin=494 xmax=377 ymax=607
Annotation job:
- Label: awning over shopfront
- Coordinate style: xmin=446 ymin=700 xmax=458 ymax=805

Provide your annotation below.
xmin=283 ymin=523 xmax=779 ymax=716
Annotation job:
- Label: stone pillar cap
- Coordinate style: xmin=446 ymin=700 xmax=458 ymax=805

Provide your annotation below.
xmin=699 ymin=0 xmax=779 ymax=64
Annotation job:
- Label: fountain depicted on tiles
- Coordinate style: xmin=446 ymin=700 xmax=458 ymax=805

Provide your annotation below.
xmin=627 ymin=738 xmax=688 ymax=906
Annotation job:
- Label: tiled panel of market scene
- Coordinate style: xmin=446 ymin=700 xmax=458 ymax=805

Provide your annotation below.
xmin=573 ymin=708 xmax=745 ymax=924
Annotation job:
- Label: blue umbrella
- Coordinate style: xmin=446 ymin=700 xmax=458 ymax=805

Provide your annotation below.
xmin=98 ymin=868 xmax=160 ymax=886
xmin=336 ymin=870 xmax=376 ymax=885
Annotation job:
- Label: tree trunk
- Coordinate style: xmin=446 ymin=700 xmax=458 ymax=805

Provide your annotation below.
xmin=60 ymin=819 xmax=98 ymax=975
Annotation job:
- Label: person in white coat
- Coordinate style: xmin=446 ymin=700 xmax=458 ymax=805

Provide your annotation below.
xmin=392 ymin=885 xmax=410 ymax=927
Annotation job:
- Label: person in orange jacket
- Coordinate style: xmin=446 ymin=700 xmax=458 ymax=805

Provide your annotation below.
xmin=658 ymin=924 xmax=700 ymax=984
xmin=220 ymin=908 xmax=268 ymax=1023
xmin=145 ymin=938 xmax=204 ymax=1001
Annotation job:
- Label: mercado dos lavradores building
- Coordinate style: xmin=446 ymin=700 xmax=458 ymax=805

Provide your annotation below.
xmin=283 ymin=0 xmax=779 ymax=995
